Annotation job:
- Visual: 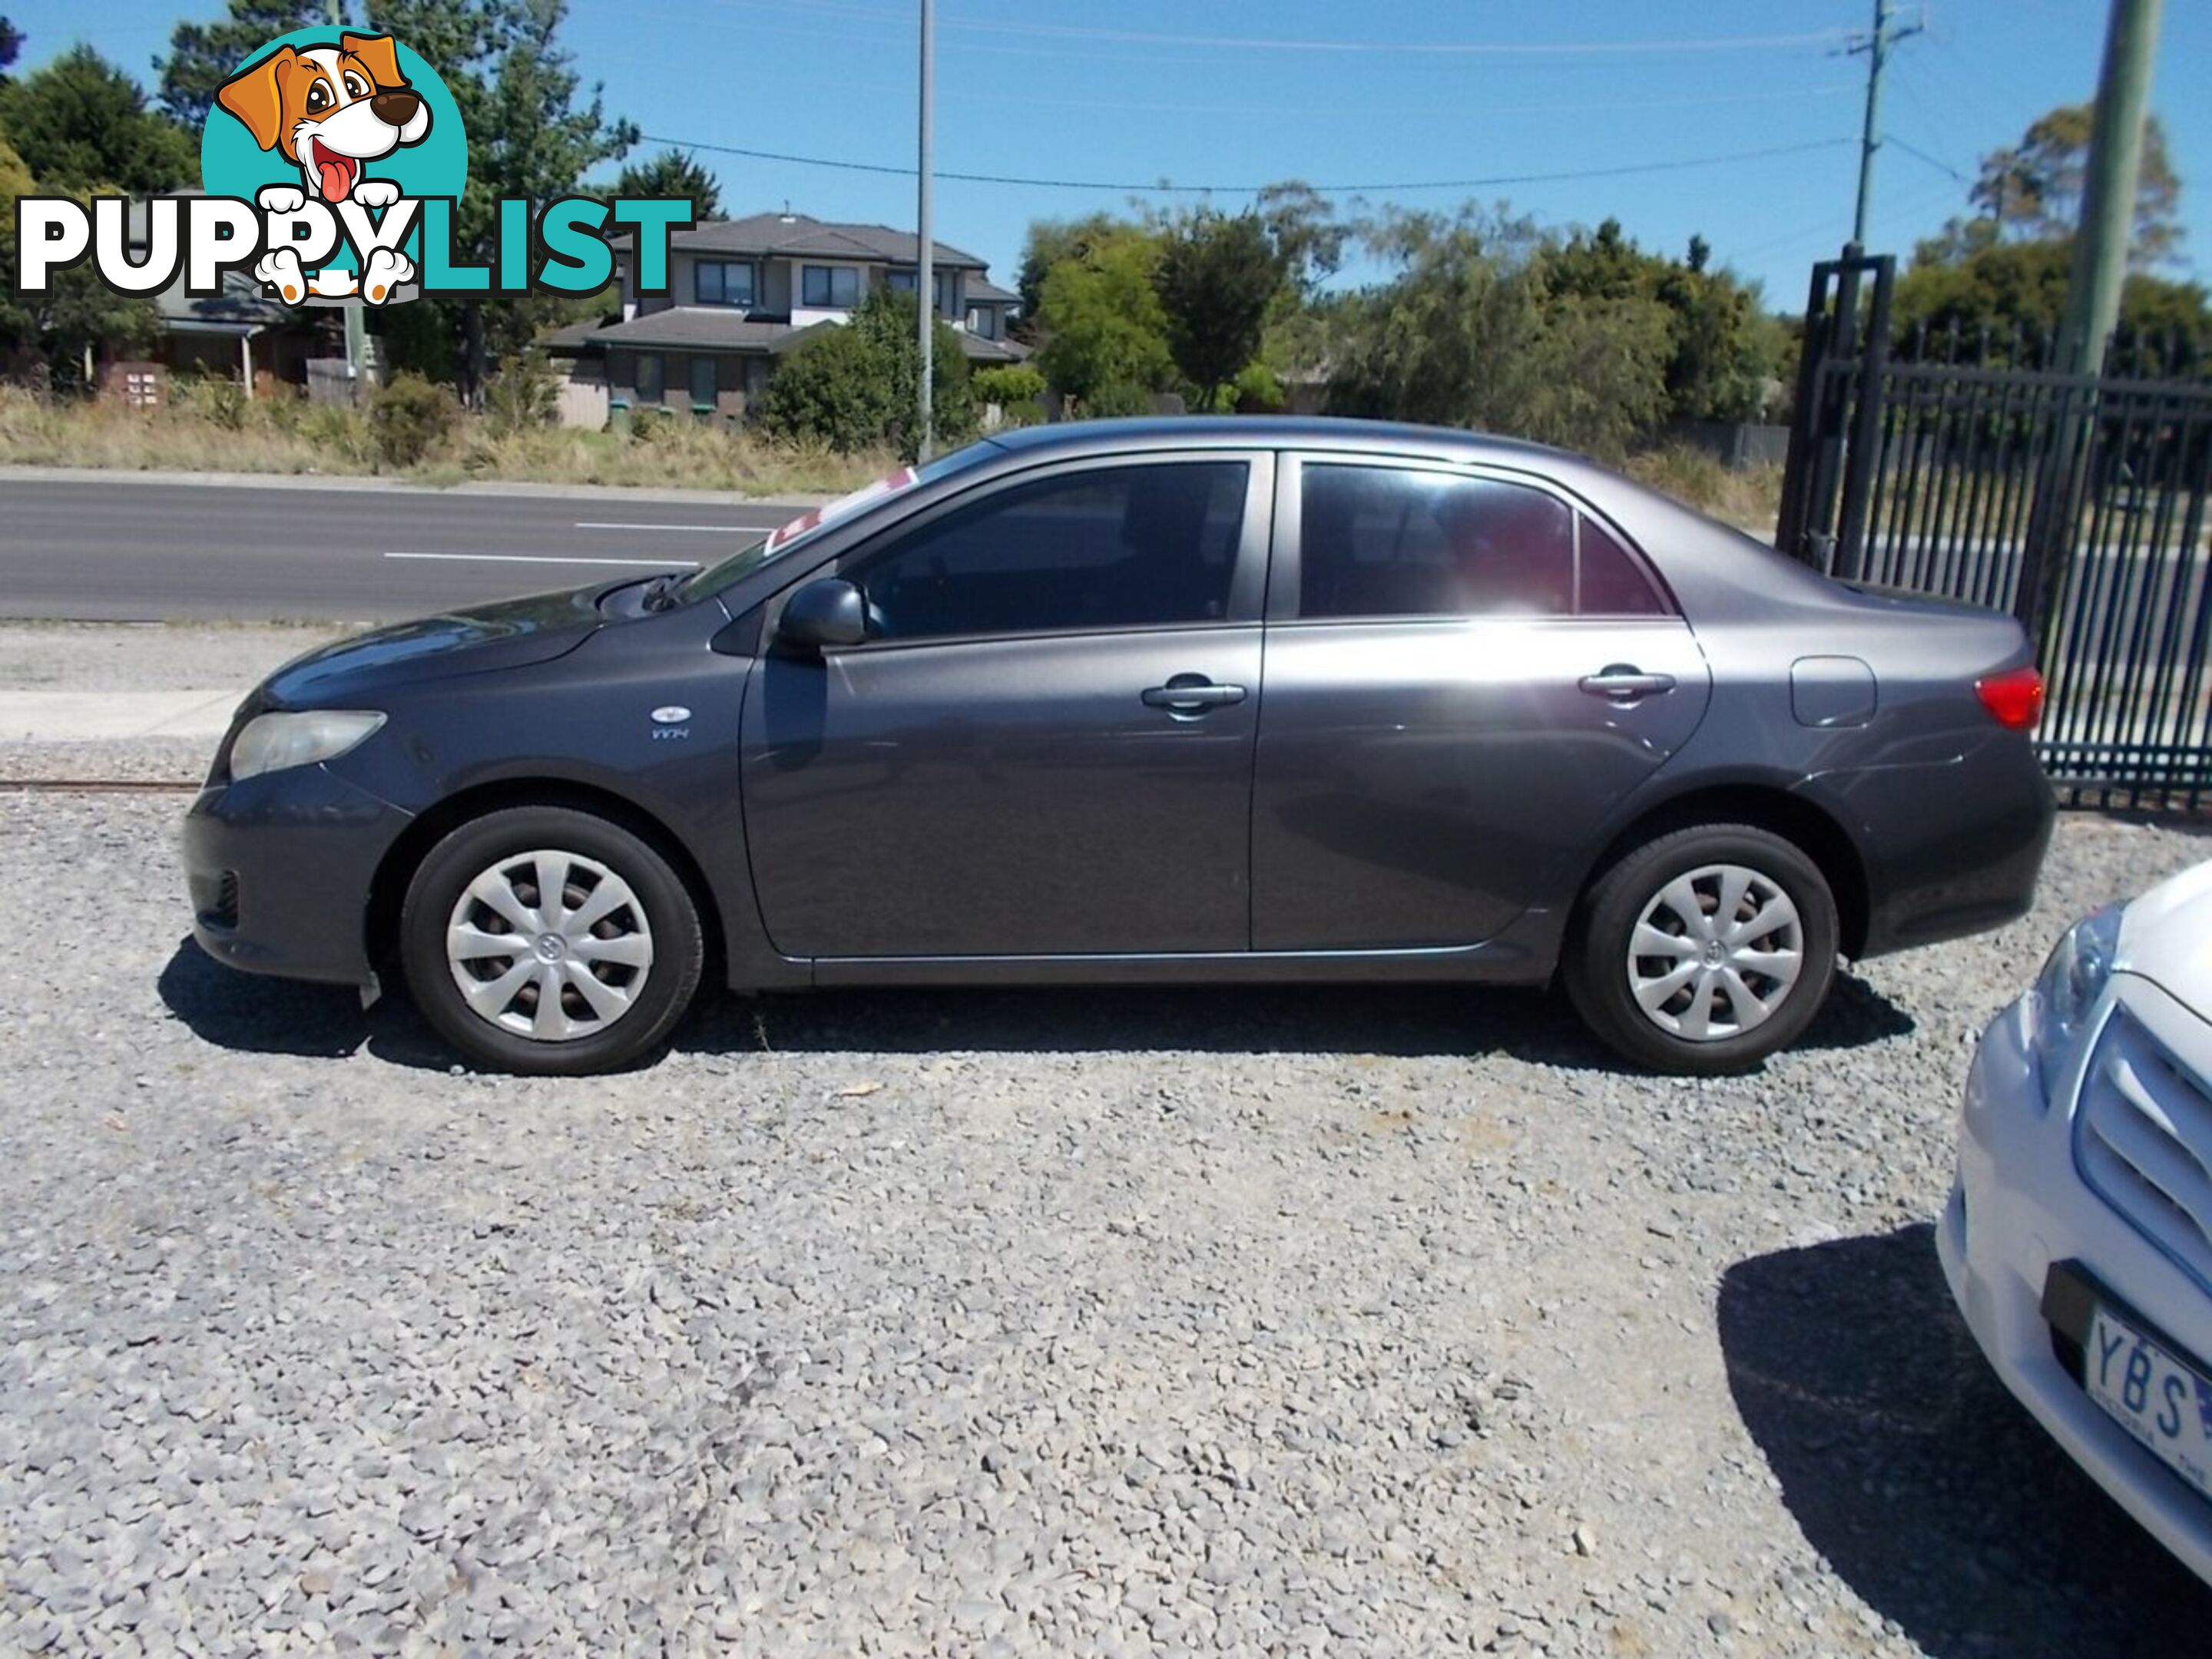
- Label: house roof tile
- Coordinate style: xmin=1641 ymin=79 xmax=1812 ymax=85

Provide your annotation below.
xmin=668 ymin=213 xmax=987 ymax=269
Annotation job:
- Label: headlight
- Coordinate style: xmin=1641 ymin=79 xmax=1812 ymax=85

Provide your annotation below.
xmin=227 ymin=710 xmax=386 ymax=781
xmin=2026 ymin=902 xmax=2123 ymax=1078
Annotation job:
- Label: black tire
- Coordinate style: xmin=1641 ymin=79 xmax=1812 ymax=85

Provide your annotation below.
xmin=398 ymin=806 xmax=704 ymax=1076
xmin=1564 ymin=823 xmax=1838 ymax=1076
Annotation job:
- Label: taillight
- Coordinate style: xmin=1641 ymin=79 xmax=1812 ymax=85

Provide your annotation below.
xmin=1975 ymin=665 xmax=2045 ymax=730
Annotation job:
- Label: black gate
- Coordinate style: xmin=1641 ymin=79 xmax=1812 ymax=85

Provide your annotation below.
xmin=1778 ymin=251 xmax=2212 ymax=810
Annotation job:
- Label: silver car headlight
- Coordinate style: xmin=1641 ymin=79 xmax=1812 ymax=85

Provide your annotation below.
xmin=228 ymin=710 xmax=386 ymax=781
xmin=2025 ymin=902 xmax=2123 ymax=1082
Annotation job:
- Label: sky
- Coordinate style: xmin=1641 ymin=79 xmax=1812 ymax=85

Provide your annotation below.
xmin=10 ymin=0 xmax=2209 ymax=311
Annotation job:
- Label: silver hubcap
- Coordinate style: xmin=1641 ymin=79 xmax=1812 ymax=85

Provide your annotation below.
xmin=1626 ymin=863 xmax=1803 ymax=1042
xmin=445 ymin=849 xmax=654 ymax=1043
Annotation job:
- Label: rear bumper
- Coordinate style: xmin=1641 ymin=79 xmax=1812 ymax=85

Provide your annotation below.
xmin=1813 ymin=733 xmax=2057 ymax=958
xmin=181 ymin=766 xmax=412 ymax=987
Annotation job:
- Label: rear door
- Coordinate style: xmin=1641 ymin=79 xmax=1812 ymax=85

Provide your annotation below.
xmin=1251 ymin=453 xmax=1712 ymax=950
xmin=741 ymin=452 xmax=1273 ymax=959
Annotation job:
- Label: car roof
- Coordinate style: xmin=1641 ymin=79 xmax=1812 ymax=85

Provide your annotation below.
xmin=982 ymin=416 xmax=1576 ymax=469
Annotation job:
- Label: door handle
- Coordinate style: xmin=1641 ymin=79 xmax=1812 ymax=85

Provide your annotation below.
xmin=1141 ymin=675 xmax=1247 ymax=714
xmin=1578 ymin=665 xmax=1677 ymax=701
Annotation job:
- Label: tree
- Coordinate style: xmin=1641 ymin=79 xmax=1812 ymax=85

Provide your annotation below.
xmin=0 ymin=137 xmax=161 ymax=390
xmin=1920 ymin=102 xmax=2183 ymax=269
xmin=1545 ymin=218 xmax=1777 ymax=423
xmin=0 ymin=44 xmax=199 ymax=192
xmin=757 ymin=290 xmax=975 ymax=458
xmin=1151 ymin=209 xmax=1286 ymax=410
xmin=1032 ymin=224 xmax=1174 ymax=416
xmin=1255 ymin=180 xmax=1347 ymax=295
xmin=1324 ymin=207 xmax=1674 ymax=458
xmin=1892 ymin=238 xmax=2211 ymax=367
xmin=366 ymin=0 xmax=637 ymax=398
xmin=0 ymin=17 xmax=22 ymax=81
xmin=161 ymin=2 xmax=333 ymax=127
xmin=1012 ymin=210 xmax=1124 ymax=345
xmin=614 ymin=148 xmax=718 ymax=219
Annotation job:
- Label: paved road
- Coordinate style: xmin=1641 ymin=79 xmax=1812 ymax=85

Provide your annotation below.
xmin=0 ymin=477 xmax=806 ymax=621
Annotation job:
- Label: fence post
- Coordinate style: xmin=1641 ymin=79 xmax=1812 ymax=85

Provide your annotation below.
xmin=1775 ymin=261 xmax=1836 ymax=562
xmin=1833 ymin=255 xmax=1896 ymax=584
xmin=2016 ymin=376 xmax=2094 ymax=645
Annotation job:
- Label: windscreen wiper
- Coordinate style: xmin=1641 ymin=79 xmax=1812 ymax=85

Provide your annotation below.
xmin=640 ymin=571 xmax=687 ymax=612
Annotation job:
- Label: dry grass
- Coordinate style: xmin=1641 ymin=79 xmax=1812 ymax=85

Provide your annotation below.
xmin=0 ymin=387 xmax=1793 ymax=528
xmin=1622 ymin=443 xmax=1783 ymax=535
xmin=0 ymin=384 xmax=891 ymax=497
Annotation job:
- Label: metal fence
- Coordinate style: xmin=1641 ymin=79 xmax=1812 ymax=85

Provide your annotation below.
xmin=1778 ymin=251 xmax=2212 ymax=811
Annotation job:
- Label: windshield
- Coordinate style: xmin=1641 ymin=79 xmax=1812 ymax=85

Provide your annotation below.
xmin=677 ymin=442 xmax=998 ymax=604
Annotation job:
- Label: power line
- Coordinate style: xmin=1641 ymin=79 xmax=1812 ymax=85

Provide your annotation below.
xmin=1886 ymin=135 xmax=1973 ymax=185
xmin=717 ymin=0 xmax=1857 ymax=59
xmin=637 ymin=133 xmax=1857 ymax=197
xmin=903 ymin=80 xmax=1863 ymax=122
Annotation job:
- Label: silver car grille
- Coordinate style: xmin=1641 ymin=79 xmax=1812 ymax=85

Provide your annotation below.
xmin=2075 ymin=1005 xmax=2212 ymax=1294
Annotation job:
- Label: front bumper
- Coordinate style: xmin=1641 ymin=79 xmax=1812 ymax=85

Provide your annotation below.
xmin=1939 ymin=995 xmax=2212 ymax=1584
xmin=182 ymin=764 xmax=413 ymax=987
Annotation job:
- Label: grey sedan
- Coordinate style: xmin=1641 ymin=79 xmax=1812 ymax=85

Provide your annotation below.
xmin=184 ymin=416 xmax=2056 ymax=1075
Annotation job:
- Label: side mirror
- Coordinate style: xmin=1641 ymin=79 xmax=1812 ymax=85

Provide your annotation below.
xmin=778 ymin=578 xmax=869 ymax=650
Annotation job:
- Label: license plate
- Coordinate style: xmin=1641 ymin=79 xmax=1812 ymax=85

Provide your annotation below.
xmin=2084 ymin=1303 xmax=2212 ymax=1502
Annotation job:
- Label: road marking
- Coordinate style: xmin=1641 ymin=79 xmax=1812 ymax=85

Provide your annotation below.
xmin=571 ymin=521 xmax=763 ymax=533
xmin=382 ymin=552 xmax=700 ymax=568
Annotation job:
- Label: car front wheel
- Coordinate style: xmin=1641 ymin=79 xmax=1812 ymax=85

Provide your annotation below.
xmin=1565 ymin=823 xmax=1838 ymax=1075
xmin=399 ymin=805 xmax=704 ymax=1075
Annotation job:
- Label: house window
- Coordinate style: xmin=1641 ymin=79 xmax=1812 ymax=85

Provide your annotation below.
xmin=965 ymin=305 xmax=997 ymax=339
xmin=889 ymin=268 xmax=955 ymax=313
xmin=690 ymin=355 xmax=718 ymax=414
xmin=801 ymin=264 xmax=860 ymax=308
xmin=635 ymin=352 xmax=664 ymax=404
xmin=696 ymin=260 xmax=756 ymax=308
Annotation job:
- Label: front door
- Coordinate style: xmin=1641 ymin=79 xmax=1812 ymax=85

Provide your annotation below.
xmin=1252 ymin=456 xmax=1713 ymax=950
xmin=742 ymin=455 xmax=1272 ymax=959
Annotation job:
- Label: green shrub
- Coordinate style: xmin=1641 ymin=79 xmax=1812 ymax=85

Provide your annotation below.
xmin=757 ymin=326 xmax=896 ymax=453
xmin=757 ymin=293 xmax=979 ymax=458
xmin=1231 ymin=361 xmax=1286 ymax=413
xmin=171 ymin=372 xmax=249 ymax=431
xmin=300 ymin=402 xmax=373 ymax=465
xmin=972 ymin=363 xmax=1045 ymax=408
xmin=483 ymin=348 xmax=557 ymax=438
xmin=366 ymin=372 xmax=459 ymax=469
xmin=1076 ymin=380 xmax=1157 ymax=419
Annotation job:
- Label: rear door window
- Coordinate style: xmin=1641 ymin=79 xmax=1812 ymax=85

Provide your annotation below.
xmin=1296 ymin=463 xmax=1671 ymax=619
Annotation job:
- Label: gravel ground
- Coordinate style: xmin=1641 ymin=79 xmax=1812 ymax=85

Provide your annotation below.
xmin=0 ymin=751 xmax=2209 ymax=1657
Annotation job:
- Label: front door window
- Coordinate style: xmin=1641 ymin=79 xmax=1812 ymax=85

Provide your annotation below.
xmin=847 ymin=462 xmax=1247 ymax=641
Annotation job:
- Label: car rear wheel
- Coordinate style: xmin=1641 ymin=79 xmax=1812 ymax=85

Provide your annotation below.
xmin=399 ymin=806 xmax=703 ymax=1075
xmin=1565 ymin=823 xmax=1838 ymax=1075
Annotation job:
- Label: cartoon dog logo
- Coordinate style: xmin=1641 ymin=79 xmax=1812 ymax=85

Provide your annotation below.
xmin=216 ymin=34 xmax=428 ymax=303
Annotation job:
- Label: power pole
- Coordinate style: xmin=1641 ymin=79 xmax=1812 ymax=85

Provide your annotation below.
xmin=2055 ymin=0 xmax=2164 ymax=377
xmin=1847 ymin=0 xmax=1922 ymax=248
xmin=2017 ymin=0 xmax=2165 ymax=641
xmin=915 ymin=0 xmax=936 ymax=462
xmin=329 ymin=0 xmax=368 ymax=401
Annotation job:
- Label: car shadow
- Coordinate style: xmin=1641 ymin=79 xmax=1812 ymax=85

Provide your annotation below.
xmin=1717 ymin=1224 xmax=2212 ymax=1658
xmin=157 ymin=939 xmax=451 ymax=1068
xmin=159 ymin=938 xmax=1915 ymax=1072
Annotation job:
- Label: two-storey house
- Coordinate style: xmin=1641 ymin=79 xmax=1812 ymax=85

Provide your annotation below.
xmin=569 ymin=211 xmax=1026 ymax=426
